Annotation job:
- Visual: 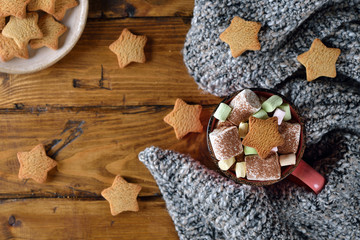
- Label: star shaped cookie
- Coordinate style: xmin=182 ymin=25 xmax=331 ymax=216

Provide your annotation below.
xmin=297 ymin=38 xmax=341 ymax=82
xmin=0 ymin=0 xmax=31 ymax=19
xmin=163 ymin=98 xmax=203 ymax=139
xmin=109 ymin=28 xmax=147 ymax=69
xmin=242 ymin=116 xmax=285 ymax=159
xmin=0 ymin=34 xmax=29 ymax=62
xmin=0 ymin=17 xmax=5 ymax=30
xmin=219 ymin=16 xmax=261 ymax=58
xmin=2 ymin=12 xmax=43 ymax=49
xmin=28 ymin=0 xmax=57 ymax=15
xmin=30 ymin=14 xmax=67 ymax=50
xmin=101 ymin=175 xmax=142 ymax=216
xmin=17 ymin=144 xmax=57 ymax=183
xmin=53 ymin=0 xmax=79 ymax=21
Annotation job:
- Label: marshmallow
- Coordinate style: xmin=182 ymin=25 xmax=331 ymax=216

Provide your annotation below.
xmin=209 ymin=126 xmax=243 ymax=161
xmin=245 ymin=152 xmax=281 ymax=181
xmin=213 ymin=103 xmax=232 ymax=122
xmin=235 ymin=162 xmax=246 ymax=178
xmin=278 ymin=103 xmax=292 ymax=121
xmin=216 ymin=120 xmax=234 ymax=129
xmin=238 ymin=122 xmax=249 ymax=138
xmin=218 ymin=157 xmax=236 ymax=171
xmin=261 ymin=95 xmax=283 ymax=112
xmin=273 ymin=108 xmax=286 ymax=125
xmin=279 ymin=153 xmax=296 ymax=166
xmin=244 ymin=146 xmax=257 ymax=155
xmin=227 ymin=89 xmax=261 ymax=125
xmin=278 ymin=122 xmax=301 ymax=154
xmin=252 ymin=109 xmax=269 ymax=119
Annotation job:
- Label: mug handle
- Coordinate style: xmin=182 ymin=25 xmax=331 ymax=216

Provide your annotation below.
xmin=290 ymin=160 xmax=326 ymax=194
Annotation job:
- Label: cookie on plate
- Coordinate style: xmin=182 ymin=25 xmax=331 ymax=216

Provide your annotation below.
xmin=30 ymin=14 xmax=67 ymax=50
xmin=28 ymin=0 xmax=57 ymax=15
xmin=0 ymin=0 xmax=31 ymax=19
xmin=0 ymin=34 xmax=29 ymax=62
xmin=2 ymin=12 xmax=43 ymax=49
xmin=52 ymin=0 xmax=79 ymax=21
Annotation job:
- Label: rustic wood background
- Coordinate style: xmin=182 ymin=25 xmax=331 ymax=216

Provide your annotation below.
xmin=0 ymin=0 xmax=222 ymax=239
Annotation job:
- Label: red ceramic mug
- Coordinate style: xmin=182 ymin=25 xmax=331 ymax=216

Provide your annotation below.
xmin=207 ymin=88 xmax=326 ymax=194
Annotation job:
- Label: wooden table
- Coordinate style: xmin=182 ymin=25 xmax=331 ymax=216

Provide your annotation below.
xmin=0 ymin=1 xmax=221 ymax=239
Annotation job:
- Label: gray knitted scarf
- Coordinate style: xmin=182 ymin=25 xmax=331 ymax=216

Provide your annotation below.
xmin=139 ymin=0 xmax=360 ymax=239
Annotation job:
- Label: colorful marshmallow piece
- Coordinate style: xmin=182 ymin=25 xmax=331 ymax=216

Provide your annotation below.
xmin=218 ymin=157 xmax=236 ymax=171
xmin=252 ymin=109 xmax=268 ymax=119
xmin=271 ymin=146 xmax=278 ymax=152
xmin=245 ymin=152 xmax=281 ymax=181
xmin=244 ymin=146 xmax=257 ymax=155
xmin=214 ymin=103 xmax=232 ymax=122
xmin=227 ymin=89 xmax=261 ymax=125
xmin=273 ymin=108 xmax=285 ymax=125
xmin=278 ymin=122 xmax=301 ymax=154
xmin=261 ymin=95 xmax=283 ymax=113
xmin=278 ymin=103 xmax=292 ymax=121
xmin=216 ymin=120 xmax=234 ymax=129
xmin=279 ymin=153 xmax=296 ymax=166
xmin=209 ymin=126 xmax=243 ymax=161
xmin=235 ymin=162 xmax=246 ymax=178
xmin=238 ymin=122 xmax=249 ymax=138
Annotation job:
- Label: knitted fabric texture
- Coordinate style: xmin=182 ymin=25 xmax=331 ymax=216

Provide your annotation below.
xmin=183 ymin=0 xmax=360 ymax=96
xmin=139 ymin=0 xmax=360 ymax=239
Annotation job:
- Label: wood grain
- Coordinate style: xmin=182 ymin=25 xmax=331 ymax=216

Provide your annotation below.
xmin=0 ymin=3 xmax=220 ymax=239
xmin=89 ymin=0 xmax=194 ymax=18
xmin=0 ymin=18 xmax=219 ymax=109
xmin=0 ymin=104 xmax=218 ymax=199
xmin=0 ymin=17 xmax=221 ymax=199
xmin=0 ymin=198 xmax=178 ymax=239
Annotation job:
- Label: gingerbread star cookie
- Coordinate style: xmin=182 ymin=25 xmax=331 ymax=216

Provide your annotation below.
xmin=242 ymin=116 xmax=285 ymax=159
xmin=0 ymin=34 xmax=29 ymax=62
xmin=0 ymin=0 xmax=31 ymax=19
xmin=101 ymin=175 xmax=142 ymax=216
xmin=53 ymin=0 xmax=79 ymax=21
xmin=28 ymin=0 xmax=56 ymax=14
xmin=297 ymin=38 xmax=341 ymax=82
xmin=219 ymin=16 xmax=261 ymax=58
xmin=30 ymin=14 xmax=67 ymax=50
xmin=0 ymin=17 xmax=5 ymax=30
xmin=109 ymin=28 xmax=147 ymax=69
xmin=2 ymin=12 xmax=43 ymax=49
xmin=17 ymin=144 xmax=57 ymax=183
xmin=164 ymin=98 xmax=203 ymax=139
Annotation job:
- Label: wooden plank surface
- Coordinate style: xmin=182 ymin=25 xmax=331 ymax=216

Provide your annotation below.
xmin=0 ymin=105 xmax=217 ymax=198
xmin=0 ymin=1 xmax=214 ymax=239
xmin=0 ymin=18 xmax=219 ymax=108
xmin=0 ymin=198 xmax=178 ymax=239
xmin=88 ymin=0 xmax=194 ymax=18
